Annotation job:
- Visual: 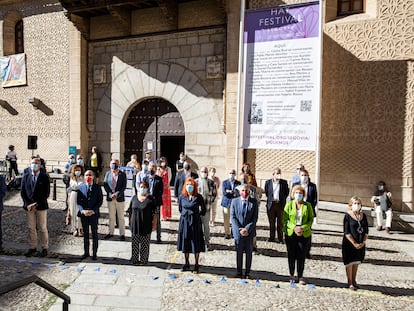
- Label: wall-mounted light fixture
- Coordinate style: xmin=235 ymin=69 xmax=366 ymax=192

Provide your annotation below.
xmin=29 ymin=97 xmax=53 ymax=116
xmin=0 ymin=99 xmax=18 ymax=115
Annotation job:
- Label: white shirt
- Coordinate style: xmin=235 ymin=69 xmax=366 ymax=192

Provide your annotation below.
xmin=272 ymin=180 xmax=280 ymax=201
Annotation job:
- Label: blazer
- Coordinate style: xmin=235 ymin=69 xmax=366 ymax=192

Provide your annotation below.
xmin=230 ymin=196 xmax=259 ymax=242
xmin=283 ymin=200 xmax=314 ymax=238
xmin=221 ymin=179 xmax=241 ymax=208
xmin=103 ymin=170 xmax=127 ymax=202
xmin=264 ymin=178 xmax=289 ymax=210
xmin=77 ymin=182 xmax=103 ymax=217
xmin=144 ymin=174 xmax=164 ymax=207
xmin=174 ymin=171 xmax=198 ymax=198
xmin=196 ymin=177 xmax=217 ymax=205
xmin=20 ymin=170 xmax=50 ymax=210
xmin=292 ymin=181 xmax=318 ymax=210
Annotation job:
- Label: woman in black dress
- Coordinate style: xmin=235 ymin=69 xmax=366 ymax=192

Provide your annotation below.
xmin=128 ymin=181 xmax=156 ymax=265
xmin=342 ymin=196 xmax=369 ymax=290
xmin=177 ymin=177 xmax=206 ymax=273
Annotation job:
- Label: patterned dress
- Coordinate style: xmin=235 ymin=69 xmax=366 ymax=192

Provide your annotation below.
xmin=160 ymin=169 xmax=172 ymax=220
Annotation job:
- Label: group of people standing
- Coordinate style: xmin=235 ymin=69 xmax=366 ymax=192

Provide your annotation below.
xmin=0 ymin=146 xmax=394 ymax=290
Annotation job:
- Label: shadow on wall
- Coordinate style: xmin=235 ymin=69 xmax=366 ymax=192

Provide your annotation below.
xmin=320 ymin=34 xmax=407 ymax=210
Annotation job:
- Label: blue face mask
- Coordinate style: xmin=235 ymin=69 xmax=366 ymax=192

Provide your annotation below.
xmin=240 ymin=179 xmax=246 ymax=185
xmin=295 ymin=193 xmax=303 ymax=201
xmin=31 ymin=163 xmax=38 ymax=171
xmin=138 ymin=187 xmax=148 ymax=195
xmin=111 ymin=164 xmax=118 ymax=170
xmin=229 ymin=173 xmax=235 ymax=180
xmin=186 ymin=184 xmax=194 ymax=193
xmin=77 ymin=159 xmax=84 ymax=165
xmin=142 ymin=164 xmax=148 ymax=171
xmin=378 ymin=185 xmax=384 ymax=191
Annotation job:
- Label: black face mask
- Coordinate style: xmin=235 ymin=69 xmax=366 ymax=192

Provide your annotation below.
xmin=150 ymin=169 xmax=155 ymax=175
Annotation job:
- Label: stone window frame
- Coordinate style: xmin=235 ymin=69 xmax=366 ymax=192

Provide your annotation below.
xmin=2 ymin=10 xmax=24 ymax=56
xmin=337 ymin=0 xmax=365 ymax=16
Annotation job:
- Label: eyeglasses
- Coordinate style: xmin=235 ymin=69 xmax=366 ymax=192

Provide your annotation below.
xmin=201 ymin=171 xmax=208 ymax=173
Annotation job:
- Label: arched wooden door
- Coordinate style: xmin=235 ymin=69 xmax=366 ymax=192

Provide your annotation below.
xmin=124 ymin=97 xmax=185 ymax=179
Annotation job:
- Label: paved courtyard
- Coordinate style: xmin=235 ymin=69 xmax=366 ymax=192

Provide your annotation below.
xmin=0 ymin=188 xmax=413 ymax=310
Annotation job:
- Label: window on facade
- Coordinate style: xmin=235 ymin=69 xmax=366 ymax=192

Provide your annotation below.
xmin=337 ymin=0 xmax=364 ymax=16
xmin=15 ymin=20 xmax=24 ymax=54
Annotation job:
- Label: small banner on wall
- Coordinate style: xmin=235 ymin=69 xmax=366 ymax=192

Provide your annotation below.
xmin=241 ymin=1 xmax=322 ymax=151
xmin=0 ymin=53 xmax=27 ymax=87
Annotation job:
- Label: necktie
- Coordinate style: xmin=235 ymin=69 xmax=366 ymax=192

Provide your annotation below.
xmin=112 ymin=174 xmax=117 ymax=191
xmin=242 ymin=201 xmax=247 ymax=217
xmin=32 ymin=175 xmax=36 ymax=190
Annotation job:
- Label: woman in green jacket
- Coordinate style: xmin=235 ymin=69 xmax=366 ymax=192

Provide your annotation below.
xmin=283 ymin=185 xmax=314 ymax=285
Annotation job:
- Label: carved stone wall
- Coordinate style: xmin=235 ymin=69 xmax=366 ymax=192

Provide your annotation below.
xmin=0 ymin=0 xmax=71 ymax=168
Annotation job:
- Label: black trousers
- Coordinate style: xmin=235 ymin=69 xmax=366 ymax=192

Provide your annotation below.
xmin=156 ymin=206 xmax=161 ymax=241
xmin=266 ymin=202 xmax=283 ymax=241
xmin=285 ymin=234 xmax=310 ymax=278
xmin=81 ymin=214 xmax=99 ymax=256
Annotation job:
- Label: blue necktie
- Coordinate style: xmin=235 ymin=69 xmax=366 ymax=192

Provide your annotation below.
xmin=242 ymin=201 xmax=247 ymax=217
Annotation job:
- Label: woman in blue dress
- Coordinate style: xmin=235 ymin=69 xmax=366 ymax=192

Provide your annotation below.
xmin=177 ymin=177 xmax=206 ymax=273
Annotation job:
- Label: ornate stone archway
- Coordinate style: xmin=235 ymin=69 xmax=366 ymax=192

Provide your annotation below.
xmin=98 ymin=57 xmax=224 ymax=166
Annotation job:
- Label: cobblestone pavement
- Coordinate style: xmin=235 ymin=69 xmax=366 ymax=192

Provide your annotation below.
xmin=0 ymin=188 xmax=413 ymax=311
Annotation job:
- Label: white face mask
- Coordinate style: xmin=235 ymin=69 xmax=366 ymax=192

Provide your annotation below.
xmin=275 ymin=174 xmax=281 ymax=180
xmin=352 ymin=203 xmax=362 ymax=212
xmin=300 ymin=175 xmax=308 ymax=184
xmin=74 ymin=171 xmax=81 ymax=177
xmin=200 ymin=172 xmax=207 ymax=179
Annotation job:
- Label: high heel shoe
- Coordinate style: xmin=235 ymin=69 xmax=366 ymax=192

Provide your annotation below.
xmin=193 ymin=264 xmax=200 ymax=274
xmin=181 ymin=264 xmax=190 ymax=272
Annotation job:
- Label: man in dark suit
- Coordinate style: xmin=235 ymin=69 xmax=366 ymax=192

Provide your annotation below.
xmin=146 ymin=162 xmax=164 ymax=243
xmin=20 ymin=157 xmax=51 ymax=257
xmin=77 ymin=170 xmax=103 ymax=260
xmin=292 ymin=168 xmax=318 ymax=258
xmin=221 ymin=169 xmax=241 ymax=239
xmin=174 ymin=161 xmax=198 ymax=199
xmin=103 ymin=159 xmax=127 ymax=240
xmin=230 ymin=184 xmax=258 ymax=279
xmin=264 ymin=168 xmax=290 ymax=243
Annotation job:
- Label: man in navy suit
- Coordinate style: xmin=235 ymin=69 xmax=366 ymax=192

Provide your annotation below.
xmin=221 ymin=169 xmax=241 ymax=239
xmin=20 ymin=157 xmax=50 ymax=257
xmin=264 ymin=168 xmax=290 ymax=243
xmin=103 ymin=159 xmax=127 ymax=240
xmin=174 ymin=161 xmax=198 ymax=199
xmin=146 ymin=162 xmax=164 ymax=243
xmin=292 ymin=168 xmax=318 ymax=258
xmin=77 ymin=170 xmax=103 ymax=260
xmin=230 ymin=184 xmax=258 ymax=279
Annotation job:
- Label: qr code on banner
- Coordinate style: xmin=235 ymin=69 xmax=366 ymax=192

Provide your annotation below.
xmin=300 ymin=100 xmax=312 ymax=112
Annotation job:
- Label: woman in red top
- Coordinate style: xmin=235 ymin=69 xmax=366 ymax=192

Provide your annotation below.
xmin=158 ymin=157 xmax=172 ymax=220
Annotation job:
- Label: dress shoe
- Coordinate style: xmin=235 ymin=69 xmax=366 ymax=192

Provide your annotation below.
xmin=385 ymin=227 xmax=391 ymax=234
xmin=267 ymin=238 xmax=275 ymax=242
xmin=376 ymin=226 xmax=383 ymax=231
xmin=92 ymin=255 xmax=97 ymax=261
xmin=104 ymin=234 xmax=113 ymax=240
xmin=299 ymin=278 xmax=307 ymax=285
xmin=181 ymin=264 xmax=190 ymax=272
xmin=120 ymin=235 xmax=126 ymax=241
xmin=80 ymin=253 xmax=90 ymax=260
xmin=25 ymin=248 xmax=37 ymax=257
xmin=40 ymin=249 xmax=48 ymax=257
xmin=224 ymin=234 xmax=231 ymax=240
xmin=193 ymin=264 xmax=200 ymax=274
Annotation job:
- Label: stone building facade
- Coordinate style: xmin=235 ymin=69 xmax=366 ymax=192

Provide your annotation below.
xmin=0 ymin=0 xmax=413 ymax=212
